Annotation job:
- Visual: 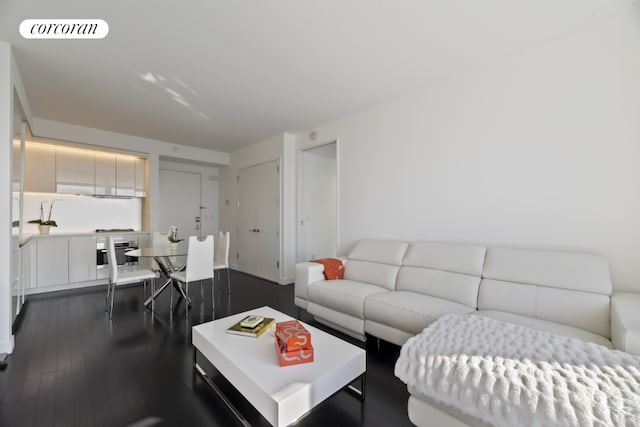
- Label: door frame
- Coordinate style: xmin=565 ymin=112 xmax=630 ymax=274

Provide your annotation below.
xmin=296 ymin=139 xmax=339 ymax=263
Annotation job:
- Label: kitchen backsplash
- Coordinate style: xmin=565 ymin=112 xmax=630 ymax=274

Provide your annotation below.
xmin=16 ymin=193 xmax=142 ymax=234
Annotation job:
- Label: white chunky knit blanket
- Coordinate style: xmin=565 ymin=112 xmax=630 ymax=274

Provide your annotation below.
xmin=394 ymin=314 xmax=640 ymax=427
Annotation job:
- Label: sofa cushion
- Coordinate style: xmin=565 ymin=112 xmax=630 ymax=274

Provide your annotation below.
xmin=342 ymin=240 xmax=408 ymax=291
xmin=308 ymin=279 xmax=389 ymax=319
xmin=396 ymin=267 xmax=480 ymax=308
xmin=483 ymin=247 xmax=612 ymax=295
xmin=348 ymin=239 xmax=408 ymax=265
xmin=402 ymin=242 xmax=486 ymax=276
xmin=479 ymin=247 xmax=612 ymax=338
xmin=475 ymin=310 xmax=613 ymax=349
xmin=479 ymin=278 xmax=611 ymax=338
xmin=395 ymin=242 xmax=486 ymax=307
xmin=364 ymin=291 xmax=476 ymax=336
xmin=344 ymin=260 xmax=400 ymax=291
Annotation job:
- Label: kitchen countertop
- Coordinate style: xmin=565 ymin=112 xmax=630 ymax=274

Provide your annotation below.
xmin=16 ymin=230 xmax=149 ymax=247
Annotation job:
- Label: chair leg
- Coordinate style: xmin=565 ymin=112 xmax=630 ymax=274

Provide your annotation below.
xmin=109 ymin=283 xmax=116 ymax=320
xmin=226 ymin=268 xmax=231 ymax=294
xmin=151 ymin=278 xmax=155 ymax=312
xmin=211 ymin=277 xmax=215 ymax=311
xmin=105 ymin=281 xmax=111 ymax=312
xmin=185 ymin=282 xmax=189 ymax=318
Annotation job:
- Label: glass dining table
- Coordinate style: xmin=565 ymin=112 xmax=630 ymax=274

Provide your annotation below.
xmin=125 ymin=241 xmax=189 ymax=310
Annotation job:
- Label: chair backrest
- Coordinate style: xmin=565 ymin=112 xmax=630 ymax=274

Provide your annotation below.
xmin=185 ymin=235 xmax=214 ymax=282
xmin=215 ymin=231 xmax=230 ymax=267
xmin=106 ymin=236 xmax=118 ymax=283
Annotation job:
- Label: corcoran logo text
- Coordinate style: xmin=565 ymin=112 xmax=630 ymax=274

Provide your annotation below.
xmin=19 ymin=19 xmax=109 ymax=39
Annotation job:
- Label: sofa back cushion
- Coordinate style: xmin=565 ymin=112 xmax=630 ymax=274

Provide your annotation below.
xmin=396 ymin=242 xmax=487 ymax=307
xmin=479 ymin=247 xmax=612 ymax=338
xmin=344 ymin=240 xmax=408 ymax=290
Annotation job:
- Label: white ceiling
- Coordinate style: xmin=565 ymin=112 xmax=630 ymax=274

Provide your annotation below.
xmin=0 ymin=1 xmax=631 ymax=153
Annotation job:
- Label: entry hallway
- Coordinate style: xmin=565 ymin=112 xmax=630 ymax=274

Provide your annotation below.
xmin=0 ymin=272 xmax=412 ymax=426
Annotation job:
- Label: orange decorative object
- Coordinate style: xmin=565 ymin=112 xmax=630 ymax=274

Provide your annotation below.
xmin=276 ymin=320 xmax=312 ymax=351
xmin=310 ymin=258 xmax=344 ymax=280
xmin=276 ymin=334 xmax=314 ymax=366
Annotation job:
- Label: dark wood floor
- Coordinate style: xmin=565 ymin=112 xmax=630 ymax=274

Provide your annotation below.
xmin=0 ymin=271 xmax=412 ymax=427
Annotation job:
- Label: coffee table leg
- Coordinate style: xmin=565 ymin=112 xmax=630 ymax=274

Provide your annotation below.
xmin=193 ymin=349 xmax=251 ymax=427
xmin=346 ymin=372 xmax=366 ymax=401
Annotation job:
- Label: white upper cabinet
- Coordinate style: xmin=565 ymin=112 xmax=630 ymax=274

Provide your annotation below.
xmin=116 ymin=156 xmax=136 ymax=197
xmin=56 ymin=147 xmax=95 ymax=195
xmin=17 ymin=141 xmax=147 ymax=197
xmin=24 ymin=142 xmax=56 ymax=193
xmin=95 ymin=152 xmax=117 ymax=196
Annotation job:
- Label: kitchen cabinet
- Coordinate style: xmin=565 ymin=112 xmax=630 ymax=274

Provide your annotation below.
xmin=69 ymin=237 xmax=97 ymax=283
xmin=22 ymin=242 xmax=35 ymax=291
xmin=135 ymin=158 xmax=146 ymax=197
xmin=36 ymin=238 xmax=69 ymax=287
xmin=24 ymin=142 xmax=56 ymax=193
xmin=95 ymin=152 xmax=116 ymax=196
xmin=56 ymin=148 xmax=95 ymax=195
xmin=116 ymin=156 xmax=136 ymax=196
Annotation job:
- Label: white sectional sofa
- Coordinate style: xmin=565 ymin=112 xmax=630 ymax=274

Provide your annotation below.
xmin=295 ymin=239 xmax=640 ymax=426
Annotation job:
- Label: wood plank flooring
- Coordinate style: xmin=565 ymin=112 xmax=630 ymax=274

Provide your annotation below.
xmin=0 ymin=271 xmax=412 ymax=427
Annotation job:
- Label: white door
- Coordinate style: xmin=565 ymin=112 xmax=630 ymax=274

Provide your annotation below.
xmin=237 ymin=160 xmax=280 ymax=282
xmin=159 ymin=169 xmax=202 ymax=240
xmin=297 ymin=143 xmax=337 ymax=262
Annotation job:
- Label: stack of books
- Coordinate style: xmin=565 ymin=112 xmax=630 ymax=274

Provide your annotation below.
xmin=226 ymin=315 xmax=275 ymax=338
xmin=275 ymin=320 xmax=314 ymax=366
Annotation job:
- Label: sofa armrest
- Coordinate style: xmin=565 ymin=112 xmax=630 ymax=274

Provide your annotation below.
xmin=294 ymin=257 xmax=348 ymax=309
xmin=294 ymin=262 xmax=326 ymax=308
xmin=611 ymin=292 xmax=640 ymax=355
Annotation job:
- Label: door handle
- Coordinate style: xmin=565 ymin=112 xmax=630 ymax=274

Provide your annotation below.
xmin=248 ymin=228 xmax=261 ymax=233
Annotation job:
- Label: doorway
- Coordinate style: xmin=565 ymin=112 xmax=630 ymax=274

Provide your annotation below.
xmin=237 ymin=160 xmax=280 ymax=282
xmin=297 ymin=142 xmax=337 ymax=262
xmin=159 ymin=169 xmax=202 ymax=239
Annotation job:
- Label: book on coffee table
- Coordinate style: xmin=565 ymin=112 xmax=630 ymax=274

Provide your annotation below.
xmin=226 ymin=316 xmax=275 ymax=338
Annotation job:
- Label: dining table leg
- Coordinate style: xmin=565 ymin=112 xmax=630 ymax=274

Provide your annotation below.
xmin=143 ymin=256 xmax=191 ymax=309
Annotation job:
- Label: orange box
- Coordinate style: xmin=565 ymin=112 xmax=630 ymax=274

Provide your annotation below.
xmin=276 ymin=335 xmax=314 ymax=366
xmin=275 ymin=320 xmax=312 ymax=351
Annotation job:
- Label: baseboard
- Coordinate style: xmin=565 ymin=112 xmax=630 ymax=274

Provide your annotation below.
xmin=0 ymin=336 xmax=14 ymax=355
xmin=279 ymin=276 xmax=294 ymax=285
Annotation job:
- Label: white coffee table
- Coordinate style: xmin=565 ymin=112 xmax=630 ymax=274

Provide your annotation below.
xmin=192 ymin=306 xmax=366 ymax=427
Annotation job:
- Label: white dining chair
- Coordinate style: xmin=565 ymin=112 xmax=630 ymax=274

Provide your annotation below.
xmin=170 ymin=235 xmax=214 ymax=317
xmin=105 ymin=236 xmax=157 ymax=319
xmin=214 ymin=231 xmax=231 ymax=293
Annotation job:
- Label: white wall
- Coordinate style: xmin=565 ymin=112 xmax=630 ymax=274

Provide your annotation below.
xmin=219 ymin=133 xmax=296 ymax=284
xmin=159 ymin=159 xmax=219 ymax=237
xmin=295 ymin=12 xmax=640 ymax=292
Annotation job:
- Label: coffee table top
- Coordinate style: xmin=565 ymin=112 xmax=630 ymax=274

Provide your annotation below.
xmin=192 ymin=306 xmax=366 ymax=427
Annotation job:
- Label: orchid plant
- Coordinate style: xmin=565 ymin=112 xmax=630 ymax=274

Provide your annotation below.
xmin=167 ymin=226 xmax=183 ymax=243
xmin=28 ymin=200 xmax=61 ymax=227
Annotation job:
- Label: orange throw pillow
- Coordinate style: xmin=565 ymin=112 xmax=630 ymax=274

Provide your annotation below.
xmin=310 ymin=258 xmax=345 ymax=280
